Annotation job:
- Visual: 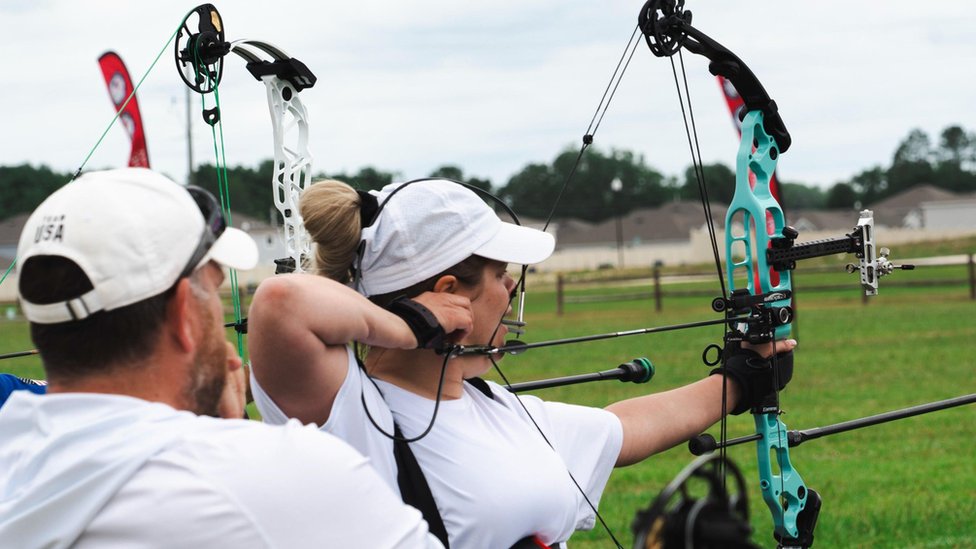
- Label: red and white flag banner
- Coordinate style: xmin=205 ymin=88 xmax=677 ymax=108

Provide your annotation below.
xmin=98 ymin=51 xmax=150 ymax=168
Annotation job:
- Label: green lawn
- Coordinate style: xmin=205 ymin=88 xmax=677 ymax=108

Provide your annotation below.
xmin=2 ymin=268 xmax=974 ymax=548
xmin=490 ymin=280 xmax=976 ymax=548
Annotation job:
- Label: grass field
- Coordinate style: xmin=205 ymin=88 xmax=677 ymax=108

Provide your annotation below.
xmin=1 ymin=258 xmax=974 ymax=548
xmin=495 ymin=265 xmax=976 ymax=549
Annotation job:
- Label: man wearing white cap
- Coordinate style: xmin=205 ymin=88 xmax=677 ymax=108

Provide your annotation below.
xmin=0 ymin=168 xmax=444 ymax=548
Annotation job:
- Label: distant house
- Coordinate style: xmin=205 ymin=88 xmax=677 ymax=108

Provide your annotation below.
xmin=229 ymin=212 xmax=286 ymax=269
xmin=867 ymin=184 xmax=957 ymax=229
xmin=541 ymin=201 xmax=729 ymax=270
xmin=0 ymin=213 xmax=30 ymax=273
xmin=920 ymin=191 xmax=976 ymax=230
xmin=554 ymin=201 xmax=726 ymax=249
xmin=789 ymin=209 xmax=860 ymax=234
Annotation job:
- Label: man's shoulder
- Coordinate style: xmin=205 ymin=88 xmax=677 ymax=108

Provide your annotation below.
xmin=147 ymin=417 xmax=396 ymax=525
xmin=173 ymin=416 xmax=370 ymax=472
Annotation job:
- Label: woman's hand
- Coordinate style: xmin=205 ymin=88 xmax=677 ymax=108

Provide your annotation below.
xmin=743 ymin=337 xmax=797 ymax=358
xmin=715 ymin=338 xmax=797 ymax=415
xmin=411 ymin=292 xmax=474 ymax=345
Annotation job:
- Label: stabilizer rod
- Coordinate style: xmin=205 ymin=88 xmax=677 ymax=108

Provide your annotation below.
xmin=689 ymin=393 xmax=976 ymax=455
xmin=506 ymin=358 xmax=654 ymax=393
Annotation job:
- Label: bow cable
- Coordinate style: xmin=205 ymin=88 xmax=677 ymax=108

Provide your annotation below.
xmin=193 ymin=53 xmax=246 ymax=356
xmin=472 ymin=24 xmax=648 ymax=549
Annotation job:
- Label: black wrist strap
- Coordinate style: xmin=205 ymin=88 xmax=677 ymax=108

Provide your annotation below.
xmin=710 ymin=349 xmax=768 ymax=415
xmin=387 ymin=296 xmax=446 ymax=349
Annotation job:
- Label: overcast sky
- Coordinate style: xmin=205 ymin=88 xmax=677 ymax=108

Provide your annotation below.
xmin=2 ymin=1 xmax=974 ymax=193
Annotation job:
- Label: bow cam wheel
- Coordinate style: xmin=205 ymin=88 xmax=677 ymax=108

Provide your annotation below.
xmin=638 ymin=0 xmax=691 ymax=58
xmin=632 ymin=453 xmax=759 ymax=549
xmin=175 ymin=4 xmax=229 ymax=94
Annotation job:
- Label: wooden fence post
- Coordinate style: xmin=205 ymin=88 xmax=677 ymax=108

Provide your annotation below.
xmin=653 ymin=264 xmax=662 ymax=312
xmin=969 ymin=253 xmax=975 ymax=301
xmin=556 ymin=274 xmax=564 ymax=316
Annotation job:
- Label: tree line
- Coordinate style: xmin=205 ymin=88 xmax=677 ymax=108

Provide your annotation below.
xmin=2 ymin=125 xmax=975 ymax=225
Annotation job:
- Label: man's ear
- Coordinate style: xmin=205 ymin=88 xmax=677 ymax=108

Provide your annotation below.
xmin=432 ymin=274 xmax=459 ymax=294
xmin=166 ymin=278 xmax=198 ymax=354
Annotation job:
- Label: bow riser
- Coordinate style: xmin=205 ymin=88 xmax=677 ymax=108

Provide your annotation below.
xmin=726 ymin=110 xmax=792 ymax=340
xmin=226 ymin=40 xmax=317 ymax=274
xmin=264 ymin=77 xmax=313 ymax=273
xmin=726 ymin=109 xmax=809 ymax=543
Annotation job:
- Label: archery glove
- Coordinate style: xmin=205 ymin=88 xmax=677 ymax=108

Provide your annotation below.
xmin=710 ymin=347 xmax=794 ymax=415
xmin=386 ymin=296 xmax=447 ymax=350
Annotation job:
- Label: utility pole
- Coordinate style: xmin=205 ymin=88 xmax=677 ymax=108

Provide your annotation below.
xmin=611 ymin=177 xmax=624 ymax=268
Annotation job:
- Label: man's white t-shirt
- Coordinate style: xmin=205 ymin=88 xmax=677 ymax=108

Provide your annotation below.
xmin=0 ymin=392 xmax=441 ymax=549
xmin=252 ymin=347 xmax=623 ymax=547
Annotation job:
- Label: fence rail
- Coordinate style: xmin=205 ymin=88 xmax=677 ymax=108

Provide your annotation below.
xmin=556 ymin=254 xmax=976 ymax=315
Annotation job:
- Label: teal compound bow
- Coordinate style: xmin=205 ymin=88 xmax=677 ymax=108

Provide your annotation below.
xmin=630 ymin=2 xmax=968 ymax=548
xmin=449 ymin=2 xmax=962 ymax=548
xmin=637 ymin=4 xmax=820 ymax=541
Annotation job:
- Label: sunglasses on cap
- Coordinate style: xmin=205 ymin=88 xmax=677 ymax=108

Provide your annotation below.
xmin=178 ymin=185 xmax=227 ymax=279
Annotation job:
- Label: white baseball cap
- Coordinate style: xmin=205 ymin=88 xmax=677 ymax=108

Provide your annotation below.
xmin=356 ymin=179 xmax=554 ymax=297
xmin=17 ymin=167 xmax=258 ymax=324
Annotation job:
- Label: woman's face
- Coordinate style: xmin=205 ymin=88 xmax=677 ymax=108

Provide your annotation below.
xmin=457 ymin=260 xmax=516 ymax=350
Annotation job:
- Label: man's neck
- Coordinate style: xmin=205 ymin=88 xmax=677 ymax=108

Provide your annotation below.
xmin=47 ymin=360 xmax=187 ymax=411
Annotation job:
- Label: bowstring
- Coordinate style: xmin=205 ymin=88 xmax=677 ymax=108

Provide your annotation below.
xmin=488 ymin=24 xmax=641 ymax=346
xmin=482 ymin=25 xmax=643 ymax=548
xmin=667 ymin=50 xmax=732 ymax=492
xmin=0 ymin=258 xmax=17 ymax=293
xmin=193 ymin=36 xmax=246 ymax=359
xmin=491 ymin=356 xmax=625 ymax=549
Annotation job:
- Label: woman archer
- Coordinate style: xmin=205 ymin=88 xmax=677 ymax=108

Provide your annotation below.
xmin=247 ymin=178 xmax=795 ymax=548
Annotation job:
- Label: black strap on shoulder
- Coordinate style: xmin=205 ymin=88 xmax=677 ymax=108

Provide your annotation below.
xmin=465 ymin=376 xmax=495 ymax=400
xmin=392 ymin=377 xmax=556 ymax=549
xmin=394 ymin=423 xmax=451 ymax=548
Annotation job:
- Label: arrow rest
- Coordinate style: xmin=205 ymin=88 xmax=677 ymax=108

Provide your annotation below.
xmin=709 ymin=288 xmax=793 ymax=349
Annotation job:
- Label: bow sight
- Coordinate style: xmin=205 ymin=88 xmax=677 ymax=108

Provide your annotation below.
xmin=767 ymin=210 xmax=915 ymax=296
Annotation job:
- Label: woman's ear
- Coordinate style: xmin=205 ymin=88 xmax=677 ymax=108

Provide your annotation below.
xmin=432 ymin=274 xmax=459 ymax=294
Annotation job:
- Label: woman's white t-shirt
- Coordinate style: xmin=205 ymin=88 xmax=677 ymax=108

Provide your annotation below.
xmin=252 ymin=347 xmax=623 ymax=547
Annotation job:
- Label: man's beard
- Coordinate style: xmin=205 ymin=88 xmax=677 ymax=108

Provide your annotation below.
xmin=184 ymin=301 xmax=227 ymax=417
